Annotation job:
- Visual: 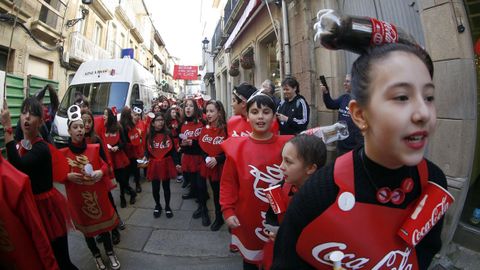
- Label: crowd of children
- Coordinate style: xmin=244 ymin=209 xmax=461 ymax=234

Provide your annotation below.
xmin=0 ymin=24 xmax=452 ymax=270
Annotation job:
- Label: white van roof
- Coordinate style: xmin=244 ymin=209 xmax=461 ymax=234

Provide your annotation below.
xmin=70 ymin=58 xmax=156 ymax=86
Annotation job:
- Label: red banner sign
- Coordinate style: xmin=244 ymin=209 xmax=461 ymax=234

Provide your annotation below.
xmin=173 ymin=65 xmax=198 ymax=80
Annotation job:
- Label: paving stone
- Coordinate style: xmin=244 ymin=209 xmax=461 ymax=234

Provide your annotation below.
xmin=143 ymin=229 xmax=234 ymax=258
xmin=114 ymin=225 xmax=153 ymax=251
xmin=128 ymin=208 xmax=192 ymax=230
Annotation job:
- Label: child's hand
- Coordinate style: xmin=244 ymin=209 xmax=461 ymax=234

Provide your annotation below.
xmin=0 ymin=99 xmax=11 ymax=128
xmin=206 ymin=157 xmax=217 ymax=168
xmin=226 ymin=215 xmax=240 ymax=229
xmin=175 ymin=165 xmax=182 ymax=173
xmin=67 ymin=172 xmax=84 ymax=184
xmin=90 ymin=170 xmax=103 ymax=181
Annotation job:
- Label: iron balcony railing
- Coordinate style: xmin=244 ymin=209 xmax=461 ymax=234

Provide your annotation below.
xmin=69 ymin=31 xmax=112 ymax=63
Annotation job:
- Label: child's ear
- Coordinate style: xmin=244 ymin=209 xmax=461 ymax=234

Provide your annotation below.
xmin=306 ymin=164 xmax=317 ymax=175
xmin=349 ymin=100 xmax=368 ymax=134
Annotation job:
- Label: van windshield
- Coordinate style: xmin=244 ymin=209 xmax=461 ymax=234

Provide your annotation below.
xmin=58 ymin=82 xmax=129 ymax=116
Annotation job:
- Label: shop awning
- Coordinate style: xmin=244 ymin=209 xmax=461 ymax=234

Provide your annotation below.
xmin=224 ymin=0 xmax=261 ymax=50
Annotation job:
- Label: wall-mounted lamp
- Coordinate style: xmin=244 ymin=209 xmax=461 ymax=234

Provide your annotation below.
xmin=202 ymin=37 xmax=210 ymax=52
xmin=66 ymin=7 xmax=89 ymax=28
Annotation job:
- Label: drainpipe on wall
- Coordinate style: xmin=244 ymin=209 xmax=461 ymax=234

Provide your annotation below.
xmin=282 ymin=0 xmax=291 ymax=77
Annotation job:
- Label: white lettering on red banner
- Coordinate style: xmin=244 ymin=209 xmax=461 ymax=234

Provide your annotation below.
xmin=411 ymin=195 xmax=450 ymax=246
xmin=153 ymin=140 xmax=171 ymax=149
xmin=201 ymin=134 xmax=224 ymax=144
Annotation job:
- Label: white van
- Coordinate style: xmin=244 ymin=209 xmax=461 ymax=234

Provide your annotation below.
xmin=51 ymin=58 xmax=158 ymax=146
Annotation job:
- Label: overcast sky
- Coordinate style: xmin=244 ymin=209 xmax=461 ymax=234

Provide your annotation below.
xmin=144 ymin=0 xmax=217 ymax=66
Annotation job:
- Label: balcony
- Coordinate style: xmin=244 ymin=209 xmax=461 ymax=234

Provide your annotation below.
xmin=30 ymin=0 xmax=67 ymax=44
xmin=130 ymin=23 xmax=144 ymax=44
xmin=223 ymin=0 xmax=246 ymax=34
xmin=69 ymin=31 xmax=112 ymax=64
xmin=0 ymin=0 xmax=36 ymax=23
xmin=115 ymin=0 xmax=135 ymax=29
xmin=91 ymin=0 xmax=117 ymax=21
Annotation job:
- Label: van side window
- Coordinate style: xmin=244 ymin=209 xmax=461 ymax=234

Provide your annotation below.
xmin=131 ymin=84 xmax=140 ymax=107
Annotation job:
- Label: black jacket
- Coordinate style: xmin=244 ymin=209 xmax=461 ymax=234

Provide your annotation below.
xmin=277 ymin=95 xmax=310 ymax=135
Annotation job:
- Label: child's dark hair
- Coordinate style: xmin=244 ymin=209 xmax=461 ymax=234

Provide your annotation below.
xmin=246 ymin=93 xmax=277 ymax=114
xmin=21 ymin=97 xmax=43 ymax=118
xmin=281 ymin=77 xmax=300 ymax=94
xmin=120 ymin=106 xmax=135 ymax=131
xmin=35 ymin=84 xmax=59 ymax=113
xmin=205 ymin=100 xmax=227 ymax=130
xmin=287 ymin=134 xmax=326 ymax=169
xmin=104 ymin=107 xmax=120 ymax=133
xmin=351 ymin=43 xmax=434 ymax=107
xmin=165 ymin=107 xmax=181 ymax=127
xmin=183 ymin=98 xmax=203 ymax=123
xmin=148 ymin=112 xmax=170 ymax=147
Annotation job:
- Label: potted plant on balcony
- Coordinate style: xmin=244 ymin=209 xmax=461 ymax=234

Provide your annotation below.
xmin=229 ymin=61 xmax=240 ymax=77
xmin=240 ymin=54 xmax=254 ymax=69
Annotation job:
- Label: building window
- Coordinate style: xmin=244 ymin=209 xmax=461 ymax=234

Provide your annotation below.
xmin=94 ymin=22 xmax=103 ymax=47
xmin=38 ymin=0 xmax=66 ymax=31
xmin=120 ymin=33 xmax=126 ymax=48
xmin=0 ymin=46 xmax=14 ymax=72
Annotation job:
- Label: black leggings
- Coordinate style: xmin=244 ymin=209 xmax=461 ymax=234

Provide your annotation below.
xmin=128 ymin=158 xmax=140 ymax=184
xmin=114 ymin=168 xmax=131 ymax=196
xmin=152 ymin=180 xmax=171 ymax=208
xmin=51 ymin=235 xmax=78 ymax=270
xmin=85 ymin=232 xmax=113 ymax=256
xmin=243 ymin=260 xmax=259 ymax=270
xmin=210 ymin=180 xmax=221 ymax=213
xmin=197 ymin=176 xmax=208 ymax=206
xmin=183 ymin=171 xmax=199 ymax=196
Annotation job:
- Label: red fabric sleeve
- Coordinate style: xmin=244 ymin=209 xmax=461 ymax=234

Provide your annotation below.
xmin=18 ymin=181 xmax=60 ymax=270
xmin=219 ymin=155 xmax=239 ymax=219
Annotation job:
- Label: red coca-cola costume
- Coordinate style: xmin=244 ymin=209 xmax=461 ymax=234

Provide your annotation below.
xmin=169 ymin=118 xmax=180 ymax=150
xmin=0 ymin=155 xmax=59 ymax=270
xmin=180 ymin=121 xmax=204 ymax=172
xmin=125 ymin=126 xmax=144 ymax=159
xmin=59 ymin=144 xmax=119 ymax=237
xmin=103 ymin=131 xmax=130 ymax=169
xmin=220 ymin=135 xmax=292 ymax=264
xmin=271 ymin=148 xmax=447 ymax=270
xmin=198 ymin=125 xmax=227 ymax=181
xmin=227 ymin=115 xmax=279 ymax=137
xmin=146 ymin=133 xmax=177 ymax=181
xmin=85 ymin=135 xmax=117 ymax=191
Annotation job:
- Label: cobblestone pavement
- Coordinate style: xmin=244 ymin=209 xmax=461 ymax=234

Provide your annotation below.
xmin=61 ymin=178 xmax=243 ymax=270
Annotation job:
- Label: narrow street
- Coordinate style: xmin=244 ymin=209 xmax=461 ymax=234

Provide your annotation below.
xmin=62 ymin=179 xmax=243 ymax=269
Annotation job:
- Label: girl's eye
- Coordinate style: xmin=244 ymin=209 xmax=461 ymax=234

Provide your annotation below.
xmin=394 ymin=95 xmax=408 ymax=101
xmin=425 ymin=96 xmax=435 ymax=102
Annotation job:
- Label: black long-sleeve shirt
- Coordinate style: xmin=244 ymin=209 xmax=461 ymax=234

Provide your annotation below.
xmin=277 ymin=95 xmax=310 ymax=135
xmin=6 ymin=139 xmax=53 ymax=194
xmin=272 ymin=147 xmax=446 ymax=270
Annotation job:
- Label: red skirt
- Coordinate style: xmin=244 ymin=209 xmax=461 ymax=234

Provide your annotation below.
xmin=125 ymin=143 xmax=143 ymax=159
xmin=181 ymin=154 xmax=202 ymax=173
xmin=262 ymin=240 xmax=274 ymax=270
xmin=34 ymin=188 xmax=73 ymax=241
xmin=200 ymin=162 xmax=223 ymax=182
xmin=147 ymin=156 xmax=177 ymax=181
xmin=110 ymin=150 xmax=130 ymax=169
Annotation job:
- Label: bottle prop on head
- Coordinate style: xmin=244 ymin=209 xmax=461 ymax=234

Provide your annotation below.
xmin=313 ymin=9 xmax=418 ymax=54
xmin=301 ymin=121 xmax=349 ymax=144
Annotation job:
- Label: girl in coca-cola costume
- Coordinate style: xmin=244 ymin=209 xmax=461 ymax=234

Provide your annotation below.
xmin=228 ymin=83 xmax=279 ymax=137
xmin=197 ymin=100 xmax=228 ymax=229
xmin=102 ymin=107 xmax=136 ymax=208
xmin=0 ymin=97 xmax=78 ymax=270
xmin=0 ymin=154 xmax=59 ymax=270
xmin=179 ymin=98 xmax=205 ymax=203
xmin=263 ymin=134 xmax=326 ymax=270
xmin=145 ymin=112 xmax=180 ymax=218
xmin=82 ymin=109 xmax=123 ymax=243
xmin=166 ymin=106 xmax=183 ymax=184
xmin=220 ymin=93 xmax=292 ymax=270
xmin=272 ymin=43 xmax=447 ymax=270
xmin=120 ymin=106 xmax=144 ymax=193
xmin=60 ymin=105 xmax=120 ymax=270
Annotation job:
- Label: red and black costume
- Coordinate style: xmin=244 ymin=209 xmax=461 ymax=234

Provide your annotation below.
xmin=5 ymin=138 xmax=77 ymax=269
xmin=272 ymin=148 xmax=447 ymax=270
xmin=180 ymin=119 xmax=204 ymax=200
xmin=0 ymin=155 xmax=59 ymax=270
xmin=198 ymin=124 xmax=227 ymax=228
xmin=227 ymin=115 xmax=279 ymax=138
xmin=123 ymin=122 xmax=144 ymax=191
xmin=220 ymin=134 xmax=292 ymax=264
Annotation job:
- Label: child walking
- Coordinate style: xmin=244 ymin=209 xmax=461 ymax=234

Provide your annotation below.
xmin=120 ymin=106 xmax=144 ymax=193
xmin=198 ymin=100 xmax=228 ymax=229
xmin=145 ymin=112 xmax=179 ymax=218
xmin=220 ymin=93 xmax=292 ymax=270
xmin=60 ymin=105 xmax=120 ymax=270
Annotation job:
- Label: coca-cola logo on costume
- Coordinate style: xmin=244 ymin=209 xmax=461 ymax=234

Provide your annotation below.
xmin=153 ymin=140 xmax=171 ymax=149
xmin=411 ymin=195 xmax=450 ymax=246
xmin=130 ymin=133 xmax=139 ymax=140
xmin=201 ymin=134 xmax=224 ymax=144
xmin=81 ymin=191 xmax=103 ymax=219
xmin=312 ymin=242 xmax=413 ymax=270
xmin=248 ymin=164 xmax=284 ymax=242
xmin=183 ymin=128 xmax=203 ymax=138
xmin=231 ymin=130 xmax=251 ymax=137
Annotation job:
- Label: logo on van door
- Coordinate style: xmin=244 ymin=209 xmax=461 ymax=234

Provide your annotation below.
xmin=85 ymin=69 xmax=109 ymax=76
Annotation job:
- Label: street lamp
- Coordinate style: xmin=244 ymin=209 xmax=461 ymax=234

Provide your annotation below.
xmin=202 ymin=37 xmax=210 ymax=52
